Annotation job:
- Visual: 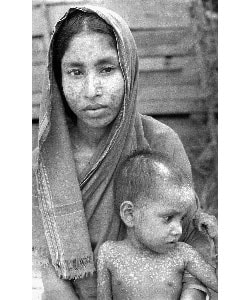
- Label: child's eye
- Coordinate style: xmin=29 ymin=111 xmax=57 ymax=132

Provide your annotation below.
xmin=163 ymin=215 xmax=173 ymax=223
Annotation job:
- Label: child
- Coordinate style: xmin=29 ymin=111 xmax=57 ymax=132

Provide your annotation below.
xmin=97 ymin=150 xmax=218 ymax=300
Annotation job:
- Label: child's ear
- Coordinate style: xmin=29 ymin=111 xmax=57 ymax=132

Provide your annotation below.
xmin=120 ymin=201 xmax=135 ymax=227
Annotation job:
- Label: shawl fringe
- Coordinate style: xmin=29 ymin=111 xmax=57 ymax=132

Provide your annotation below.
xmin=55 ymin=257 xmax=96 ymax=280
xmin=32 ymin=246 xmax=96 ymax=279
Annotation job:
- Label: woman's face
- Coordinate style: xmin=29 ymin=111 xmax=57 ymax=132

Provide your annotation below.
xmin=61 ymin=32 xmax=124 ymax=129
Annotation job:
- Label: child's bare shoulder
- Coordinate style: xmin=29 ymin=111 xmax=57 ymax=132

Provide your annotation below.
xmin=175 ymin=242 xmax=201 ymax=260
xmin=97 ymin=240 xmax=131 ymax=270
xmin=176 ymin=241 xmax=193 ymax=249
xmin=176 ymin=242 xmax=197 ymax=252
xmin=98 ymin=240 xmax=127 ymax=259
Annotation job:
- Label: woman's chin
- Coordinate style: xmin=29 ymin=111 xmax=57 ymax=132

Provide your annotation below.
xmin=79 ymin=117 xmax=113 ymax=129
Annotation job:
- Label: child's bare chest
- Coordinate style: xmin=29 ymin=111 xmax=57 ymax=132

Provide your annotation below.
xmin=110 ymin=252 xmax=184 ymax=300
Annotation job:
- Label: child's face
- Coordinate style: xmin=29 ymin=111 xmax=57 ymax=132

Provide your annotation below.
xmin=133 ymin=184 xmax=193 ymax=254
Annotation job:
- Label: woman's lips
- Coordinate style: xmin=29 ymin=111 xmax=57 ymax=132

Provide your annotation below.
xmin=83 ymin=104 xmax=106 ymax=111
xmin=83 ymin=105 xmax=107 ymax=117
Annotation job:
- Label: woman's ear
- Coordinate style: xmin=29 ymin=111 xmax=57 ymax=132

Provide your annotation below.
xmin=120 ymin=201 xmax=135 ymax=227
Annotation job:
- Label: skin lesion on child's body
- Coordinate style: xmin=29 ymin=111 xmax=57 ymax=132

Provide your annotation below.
xmin=98 ymin=240 xmax=190 ymax=300
xmin=98 ymin=239 xmax=217 ymax=300
xmin=97 ymin=151 xmax=218 ymax=300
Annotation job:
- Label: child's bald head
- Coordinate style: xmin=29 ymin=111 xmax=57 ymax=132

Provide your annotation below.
xmin=113 ymin=150 xmax=194 ymax=213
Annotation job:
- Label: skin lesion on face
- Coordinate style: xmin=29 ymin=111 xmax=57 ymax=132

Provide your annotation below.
xmin=61 ymin=32 xmax=125 ymax=131
xmin=123 ymin=184 xmax=194 ymax=254
xmin=62 ymin=57 xmax=121 ymax=80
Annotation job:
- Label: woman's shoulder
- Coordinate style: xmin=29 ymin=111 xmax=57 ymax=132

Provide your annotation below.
xmin=140 ymin=114 xmax=178 ymax=138
xmin=138 ymin=114 xmax=183 ymax=153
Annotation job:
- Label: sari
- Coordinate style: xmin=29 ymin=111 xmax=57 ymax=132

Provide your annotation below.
xmin=32 ymin=5 xmax=211 ymax=298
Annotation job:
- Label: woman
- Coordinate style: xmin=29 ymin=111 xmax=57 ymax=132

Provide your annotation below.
xmin=32 ymin=5 xmax=212 ymax=299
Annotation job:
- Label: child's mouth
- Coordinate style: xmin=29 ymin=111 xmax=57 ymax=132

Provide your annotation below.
xmin=167 ymin=240 xmax=178 ymax=246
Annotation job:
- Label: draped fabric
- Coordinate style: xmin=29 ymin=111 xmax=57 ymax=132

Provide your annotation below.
xmin=32 ymin=5 xmax=199 ymax=281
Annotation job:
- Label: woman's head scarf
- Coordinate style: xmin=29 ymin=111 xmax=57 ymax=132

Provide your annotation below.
xmin=32 ymin=5 xmax=144 ymax=279
xmin=33 ymin=4 xmax=199 ymax=281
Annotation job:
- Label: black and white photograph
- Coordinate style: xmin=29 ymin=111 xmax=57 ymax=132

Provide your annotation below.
xmin=31 ymin=1 xmax=219 ymax=299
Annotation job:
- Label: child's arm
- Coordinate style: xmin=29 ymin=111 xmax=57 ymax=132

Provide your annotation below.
xmin=180 ymin=242 xmax=218 ymax=293
xmin=97 ymin=242 xmax=113 ymax=300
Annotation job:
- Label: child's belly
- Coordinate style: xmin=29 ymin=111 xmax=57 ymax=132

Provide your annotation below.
xmin=112 ymin=267 xmax=183 ymax=300
xmin=112 ymin=286 xmax=182 ymax=300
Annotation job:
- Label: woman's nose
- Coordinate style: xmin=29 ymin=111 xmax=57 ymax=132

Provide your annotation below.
xmin=83 ymin=73 xmax=99 ymax=99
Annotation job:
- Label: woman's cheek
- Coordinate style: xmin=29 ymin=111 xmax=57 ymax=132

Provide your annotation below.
xmin=109 ymin=75 xmax=124 ymax=108
xmin=63 ymin=82 xmax=81 ymax=107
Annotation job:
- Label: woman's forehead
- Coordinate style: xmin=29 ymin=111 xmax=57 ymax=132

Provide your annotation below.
xmin=70 ymin=32 xmax=116 ymax=51
xmin=62 ymin=32 xmax=118 ymax=64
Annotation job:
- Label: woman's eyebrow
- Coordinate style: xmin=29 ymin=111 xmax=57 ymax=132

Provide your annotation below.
xmin=62 ymin=57 xmax=119 ymax=68
xmin=62 ymin=61 xmax=84 ymax=67
xmin=94 ymin=57 xmax=119 ymax=66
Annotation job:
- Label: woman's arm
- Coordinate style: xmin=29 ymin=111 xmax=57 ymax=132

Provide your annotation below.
xmin=194 ymin=211 xmax=218 ymax=239
xmin=32 ymin=153 xmax=79 ymax=300
xmin=33 ymin=263 xmax=79 ymax=300
xmin=97 ymin=243 xmax=112 ymax=300
xmin=180 ymin=288 xmax=207 ymax=300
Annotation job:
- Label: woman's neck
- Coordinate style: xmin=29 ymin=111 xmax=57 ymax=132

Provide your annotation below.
xmin=72 ymin=119 xmax=110 ymax=149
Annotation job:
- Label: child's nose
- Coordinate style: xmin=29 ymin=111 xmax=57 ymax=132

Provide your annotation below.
xmin=170 ymin=221 xmax=182 ymax=237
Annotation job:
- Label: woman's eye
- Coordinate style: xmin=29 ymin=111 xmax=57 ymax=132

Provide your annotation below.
xmin=67 ymin=69 xmax=82 ymax=76
xmin=100 ymin=66 xmax=115 ymax=74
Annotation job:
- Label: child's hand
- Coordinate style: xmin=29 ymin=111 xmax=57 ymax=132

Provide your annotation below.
xmin=194 ymin=211 xmax=217 ymax=238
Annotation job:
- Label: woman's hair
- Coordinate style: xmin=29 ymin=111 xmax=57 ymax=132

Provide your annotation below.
xmin=52 ymin=10 xmax=117 ymax=121
xmin=113 ymin=149 xmax=193 ymax=213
